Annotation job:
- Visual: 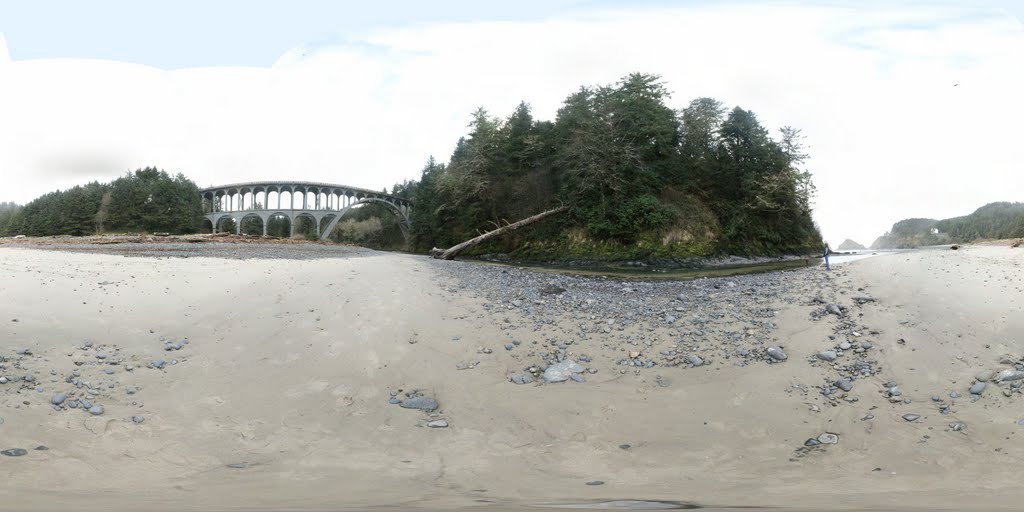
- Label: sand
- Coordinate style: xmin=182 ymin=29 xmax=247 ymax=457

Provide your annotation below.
xmin=1 ymin=243 xmax=1022 ymax=511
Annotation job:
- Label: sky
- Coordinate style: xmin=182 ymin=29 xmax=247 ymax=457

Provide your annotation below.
xmin=1 ymin=0 xmax=1022 ymax=247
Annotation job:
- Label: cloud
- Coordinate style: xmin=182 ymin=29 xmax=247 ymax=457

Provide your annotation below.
xmin=0 ymin=2 xmax=1022 ymax=247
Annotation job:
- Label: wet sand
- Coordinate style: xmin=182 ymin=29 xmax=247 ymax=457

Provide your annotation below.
xmin=0 ymin=242 xmax=1022 ymax=511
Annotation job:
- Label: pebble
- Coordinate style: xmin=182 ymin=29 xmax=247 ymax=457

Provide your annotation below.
xmin=88 ymin=405 xmax=105 ymax=416
xmin=510 ymin=374 xmax=534 ymax=385
xmin=1 ymin=448 xmax=28 ymax=457
xmin=970 ymin=381 xmax=986 ymax=395
xmin=23 ymin=374 xmax=35 ymax=383
xmin=817 ymin=351 xmax=837 ymax=362
xmin=132 ymin=415 xmax=145 ymax=424
xmin=388 ymin=397 xmax=401 ymax=404
xmin=95 ymin=352 xmax=107 ymax=359
xmin=839 ymin=342 xmax=852 ymax=350
xmin=902 ymin=414 xmax=921 ymax=422
xmin=427 ymin=419 xmax=449 ymax=428
xmin=399 ymin=397 xmax=439 ymax=412
xmin=619 ymin=444 xmax=631 ymax=450
xmin=50 ymin=393 xmax=66 ymax=405
xmin=686 ymin=355 xmax=704 ymax=367
xmin=817 ymin=433 xmax=840 ymax=444
xmin=975 ymin=370 xmax=996 ymax=382
xmin=80 ymin=399 xmax=92 ymax=410
xmin=950 ymin=422 xmax=967 ymax=432
xmin=766 ymin=347 xmax=787 ymax=361
xmin=504 ymin=344 xmax=514 ymax=351
xmin=804 ymin=438 xmax=821 ymax=447
xmin=835 ymin=379 xmax=853 ymax=392
xmin=585 ymin=481 xmax=605 ymax=486
xmin=543 ymin=360 xmax=584 ymax=383
xmin=950 ymin=391 xmax=961 ymax=399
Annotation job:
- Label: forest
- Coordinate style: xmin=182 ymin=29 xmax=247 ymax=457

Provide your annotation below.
xmin=871 ymin=202 xmax=1024 ymax=249
xmin=4 ymin=74 xmax=828 ymax=262
xmin=0 ymin=168 xmax=203 ymax=236
xmin=402 ymin=73 xmax=822 ymax=260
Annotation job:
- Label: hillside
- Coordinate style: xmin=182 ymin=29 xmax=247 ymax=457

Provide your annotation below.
xmin=837 ymin=239 xmax=865 ymax=251
xmin=871 ymin=202 xmax=1024 ymax=249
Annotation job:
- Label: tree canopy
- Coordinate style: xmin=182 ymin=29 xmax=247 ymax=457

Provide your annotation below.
xmin=0 ymin=168 xmax=203 ymax=236
xmin=400 ymin=73 xmax=822 ymax=260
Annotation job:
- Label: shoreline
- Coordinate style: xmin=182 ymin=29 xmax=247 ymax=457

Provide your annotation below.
xmin=1 ymin=242 xmax=1023 ymax=510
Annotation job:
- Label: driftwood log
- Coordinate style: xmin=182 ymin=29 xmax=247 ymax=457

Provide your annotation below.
xmin=431 ymin=206 xmax=568 ymax=260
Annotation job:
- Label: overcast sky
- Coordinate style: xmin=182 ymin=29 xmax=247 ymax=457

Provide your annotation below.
xmin=1 ymin=0 xmax=1022 ymax=246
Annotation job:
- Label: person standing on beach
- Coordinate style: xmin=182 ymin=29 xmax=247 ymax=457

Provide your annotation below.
xmin=823 ymin=244 xmax=831 ymax=270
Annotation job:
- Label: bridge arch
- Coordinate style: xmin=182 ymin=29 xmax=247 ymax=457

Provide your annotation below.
xmin=200 ymin=181 xmax=412 ymax=240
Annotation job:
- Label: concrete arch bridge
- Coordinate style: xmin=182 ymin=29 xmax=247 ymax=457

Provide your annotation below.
xmin=200 ymin=181 xmax=412 ymax=240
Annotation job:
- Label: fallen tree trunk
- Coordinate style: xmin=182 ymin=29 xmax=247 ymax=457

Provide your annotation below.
xmin=431 ymin=205 xmax=568 ymax=260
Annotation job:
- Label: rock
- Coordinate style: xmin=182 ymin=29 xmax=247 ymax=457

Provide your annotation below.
xmin=686 ymin=355 xmax=704 ymax=367
xmin=23 ymin=374 xmax=35 ymax=383
xmin=839 ymin=341 xmax=852 ymax=350
xmin=804 ymin=438 xmax=821 ymax=447
xmin=88 ymin=405 xmax=105 ymax=416
xmin=817 ymin=433 xmax=840 ymax=444
xmin=766 ymin=347 xmax=788 ymax=361
xmin=975 ymin=370 xmax=996 ymax=382
xmin=585 ymin=481 xmax=605 ymax=486
xmin=34 ymin=445 xmax=48 ymax=451
xmin=388 ymin=398 xmax=401 ymax=404
xmin=861 ymin=342 xmax=873 ymax=349
xmin=543 ymin=360 xmax=584 ymax=383
xmin=0 ymin=377 xmax=7 ymax=384
xmin=399 ymin=397 xmax=438 ymax=412
xmin=50 ymin=393 xmax=66 ymax=405
xmin=150 ymin=359 xmax=166 ymax=369
xmin=510 ymin=374 xmax=535 ymax=385
xmin=835 ymin=379 xmax=853 ymax=392
xmin=995 ymin=369 xmax=1024 ymax=382
xmin=505 ymin=344 xmax=514 ymax=351
xmin=825 ymin=304 xmax=843 ymax=316
xmin=80 ymin=399 xmax=92 ymax=410
xmin=902 ymin=414 xmax=921 ymax=422
xmin=970 ymin=381 xmax=987 ymax=395
xmin=227 ymin=462 xmax=250 ymax=469
xmin=619 ymin=444 xmax=631 ymax=450
xmin=427 ymin=419 xmax=449 ymax=428
xmin=95 ymin=352 xmax=107 ymax=359
xmin=950 ymin=422 xmax=967 ymax=432
xmin=950 ymin=391 xmax=961 ymax=399
xmin=132 ymin=415 xmax=145 ymax=424
xmin=817 ymin=351 xmax=838 ymax=362
xmin=1 ymin=448 xmax=28 ymax=457
xmin=629 ymin=351 xmax=641 ymax=359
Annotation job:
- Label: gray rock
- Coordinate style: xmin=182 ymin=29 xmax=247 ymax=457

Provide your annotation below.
xmin=950 ymin=422 xmax=967 ymax=432
xmin=817 ymin=351 xmax=838 ymax=362
xmin=570 ymin=374 xmax=586 ymax=383
xmin=839 ymin=342 xmax=852 ymax=350
xmin=426 ymin=419 xmax=449 ymax=428
xmin=619 ymin=444 xmax=631 ymax=450
xmin=995 ymin=369 xmax=1024 ymax=382
xmin=804 ymin=438 xmax=821 ymax=447
xmin=975 ymin=369 xmax=996 ymax=382
xmin=686 ymin=355 xmax=704 ymax=367
xmin=861 ymin=342 xmax=873 ymax=349
xmin=88 ymin=405 xmax=104 ymax=416
xmin=79 ymin=399 xmax=92 ymax=410
xmin=510 ymin=374 xmax=535 ymax=385
xmin=825 ymin=304 xmax=843 ymax=316
xmin=585 ymin=481 xmax=605 ymax=486
xmin=1 ymin=448 xmax=28 ymax=457
xmin=95 ymin=352 xmax=107 ymax=359
xmin=543 ymin=360 xmax=584 ymax=383
xmin=950 ymin=391 xmax=961 ymax=399
xmin=766 ymin=347 xmax=788 ymax=361
xmin=902 ymin=414 xmax=921 ymax=422
xmin=23 ymin=374 xmax=35 ymax=383
xmin=504 ymin=344 xmax=514 ymax=351
xmin=835 ymin=379 xmax=853 ymax=392
xmin=399 ymin=397 xmax=439 ymax=412
xmin=150 ymin=359 xmax=166 ymax=369
xmin=817 ymin=433 xmax=839 ymax=444
xmin=34 ymin=445 xmax=48 ymax=451
xmin=970 ymin=381 xmax=987 ymax=395
xmin=67 ymin=400 xmax=79 ymax=409
xmin=50 ymin=393 xmax=66 ymax=405
xmin=931 ymin=395 xmax=941 ymax=402
xmin=132 ymin=415 xmax=145 ymax=424
xmin=227 ymin=462 xmax=250 ymax=469
xmin=388 ymin=398 xmax=401 ymax=404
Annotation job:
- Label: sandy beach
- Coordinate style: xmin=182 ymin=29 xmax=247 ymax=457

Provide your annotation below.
xmin=1 ymin=241 xmax=1023 ymax=511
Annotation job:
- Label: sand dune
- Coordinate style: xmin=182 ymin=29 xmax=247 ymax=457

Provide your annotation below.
xmin=1 ymin=243 xmax=1022 ymax=511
